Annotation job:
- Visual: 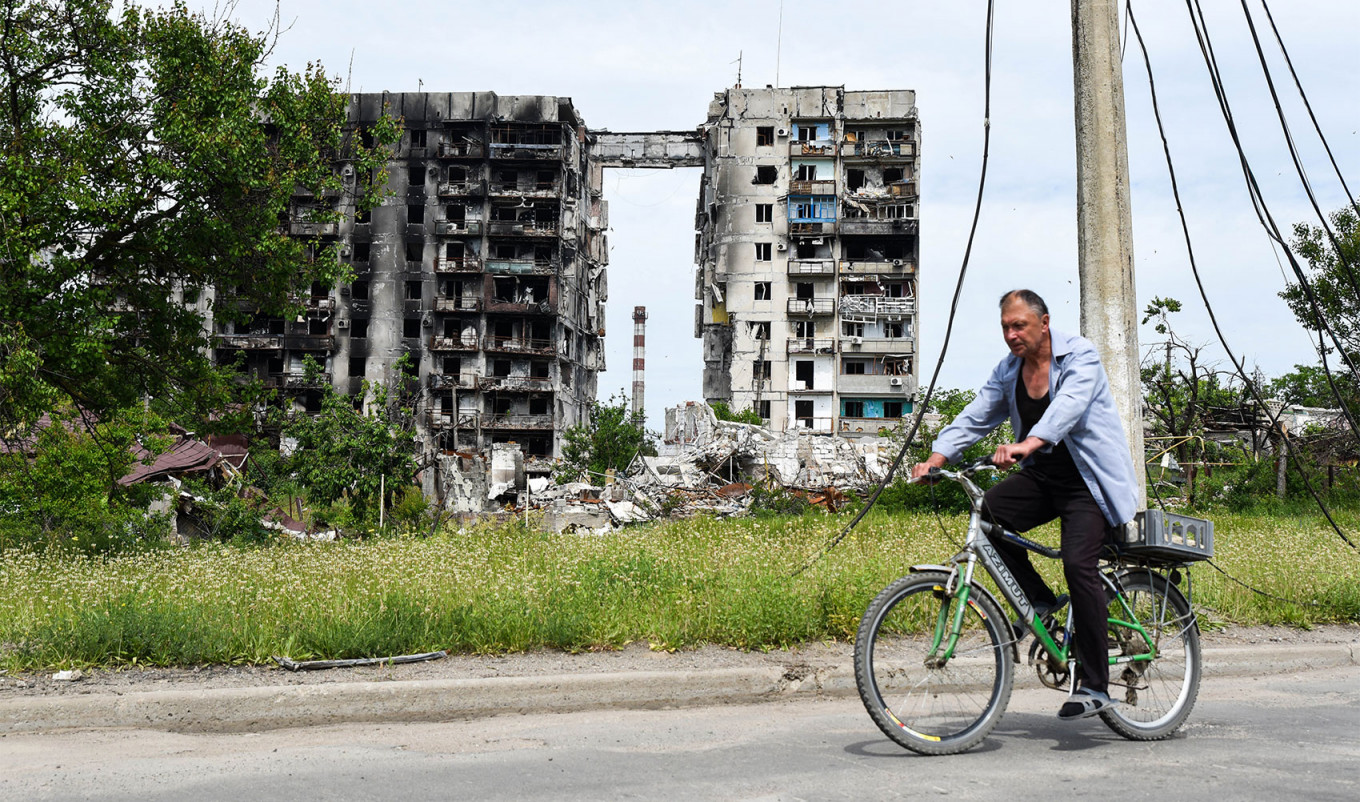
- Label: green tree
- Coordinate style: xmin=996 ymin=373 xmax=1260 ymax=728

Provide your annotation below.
xmin=711 ymin=401 xmax=764 ymax=426
xmin=877 ymin=387 xmax=1012 ymax=513
xmin=557 ymin=394 xmax=657 ymax=484
xmin=0 ymin=0 xmax=395 ymax=434
xmin=1141 ymin=297 xmax=1245 ymax=503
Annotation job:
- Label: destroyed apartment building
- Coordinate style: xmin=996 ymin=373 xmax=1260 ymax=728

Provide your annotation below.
xmin=205 ymin=87 xmax=921 ymax=512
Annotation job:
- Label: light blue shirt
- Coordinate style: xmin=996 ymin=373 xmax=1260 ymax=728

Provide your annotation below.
xmin=931 ymin=328 xmax=1140 ymax=526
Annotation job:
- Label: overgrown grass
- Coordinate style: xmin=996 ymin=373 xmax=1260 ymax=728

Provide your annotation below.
xmin=0 ymin=509 xmax=1356 ymax=671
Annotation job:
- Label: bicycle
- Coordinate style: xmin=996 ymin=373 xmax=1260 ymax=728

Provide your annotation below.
xmin=854 ymin=458 xmax=1205 ymax=755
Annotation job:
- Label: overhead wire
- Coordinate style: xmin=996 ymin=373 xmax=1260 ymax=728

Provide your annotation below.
xmin=791 ymin=0 xmax=997 ymax=576
xmin=1125 ymin=0 xmax=1356 ymax=550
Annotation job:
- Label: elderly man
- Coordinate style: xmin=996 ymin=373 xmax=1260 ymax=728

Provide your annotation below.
xmin=912 ymin=289 xmax=1139 ymax=719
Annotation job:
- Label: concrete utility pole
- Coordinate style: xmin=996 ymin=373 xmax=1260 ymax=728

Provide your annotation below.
xmin=1072 ymin=0 xmax=1146 ymax=507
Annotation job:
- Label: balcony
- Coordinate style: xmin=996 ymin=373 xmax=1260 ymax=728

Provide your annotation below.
xmin=281 ymin=371 xmax=332 ymax=389
xmin=789 ymin=140 xmax=836 ymax=157
xmin=282 ymin=335 xmax=335 ymax=350
xmin=786 ymin=337 xmax=836 ymax=355
xmin=431 ymin=334 xmax=480 ymax=351
xmin=298 ymin=296 xmax=335 ymax=314
xmin=843 ymin=140 xmax=916 ymax=160
xmin=483 ymin=337 xmax=556 ymax=356
xmin=839 ymin=296 xmax=916 ymax=319
xmin=437 ymin=180 xmax=487 ymax=197
xmin=434 ymin=256 xmax=483 ymax=274
xmin=434 ymin=296 xmax=481 ymax=313
xmin=428 ymin=372 xmax=479 ymax=390
xmin=841 ymin=259 xmax=914 ymax=275
xmin=477 ymin=375 xmax=554 ymax=392
xmin=485 ymin=297 xmax=556 ymax=316
xmin=481 ymin=413 xmax=554 ymax=430
xmin=489 ymin=144 xmax=563 ymax=161
xmin=426 ymin=410 xmax=480 ymax=430
xmin=839 ymin=416 xmax=904 ymax=435
xmin=437 ymin=141 xmax=484 ymax=159
xmin=786 ymin=298 xmax=835 ymax=316
xmin=786 ymin=259 xmax=836 ymax=277
xmin=485 ymin=259 xmax=556 ymax=276
xmin=788 ymin=221 xmax=834 ymax=236
xmin=489 ymin=183 xmax=560 ymax=199
xmin=486 ymin=220 xmax=558 ymax=237
xmin=837 ymin=373 xmax=915 ymax=395
xmin=839 ymin=337 xmax=914 ymax=355
xmin=838 ymin=217 xmax=917 ymax=236
xmin=435 ymin=220 xmax=483 ymax=236
xmin=788 ymin=179 xmax=836 ymax=195
xmin=289 ymin=221 xmax=339 ymax=237
xmin=782 ymin=416 xmax=834 ymax=434
xmin=788 ymin=380 xmax=832 ymax=394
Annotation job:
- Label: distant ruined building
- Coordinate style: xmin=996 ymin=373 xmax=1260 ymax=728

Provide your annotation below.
xmin=208 ymin=87 xmax=920 ymax=508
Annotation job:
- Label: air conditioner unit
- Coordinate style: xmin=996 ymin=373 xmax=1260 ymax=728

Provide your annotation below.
xmin=776 ymin=243 xmax=788 ymax=252
xmin=776 ymin=127 xmax=789 ymax=137
xmin=851 ymin=336 xmax=864 ymax=345
xmin=892 ymin=259 xmax=903 ymax=266
xmin=337 ymin=319 xmax=350 ymax=330
xmin=890 ymin=377 xmax=904 ymax=387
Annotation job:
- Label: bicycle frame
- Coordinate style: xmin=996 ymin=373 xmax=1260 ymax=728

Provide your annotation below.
xmin=919 ymin=464 xmax=1161 ymax=677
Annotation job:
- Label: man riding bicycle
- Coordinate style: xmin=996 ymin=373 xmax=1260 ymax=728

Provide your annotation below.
xmin=911 ymin=289 xmax=1139 ymax=720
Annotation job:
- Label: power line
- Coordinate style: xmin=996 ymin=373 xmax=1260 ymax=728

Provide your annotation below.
xmin=1125 ymin=0 xmax=1356 ymax=550
xmin=792 ymin=0 xmax=997 ymax=575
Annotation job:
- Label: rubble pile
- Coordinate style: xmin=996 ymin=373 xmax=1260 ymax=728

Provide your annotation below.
xmin=485 ymin=402 xmax=899 ymax=533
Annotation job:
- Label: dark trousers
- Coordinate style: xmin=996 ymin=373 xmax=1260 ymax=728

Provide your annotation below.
xmin=980 ymin=467 xmax=1111 ymax=693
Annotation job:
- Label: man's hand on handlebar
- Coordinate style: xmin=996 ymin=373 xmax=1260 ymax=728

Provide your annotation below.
xmin=991 ymin=436 xmax=1046 ymax=470
xmin=911 ymin=452 xmax=948 ymax=481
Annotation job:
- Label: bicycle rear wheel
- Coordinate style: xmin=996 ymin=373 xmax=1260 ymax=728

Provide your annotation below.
xmin=1100 ymin=570 xmax=1201 ymax=740
xmin=854 ymin=572 xmax=1013 ymax=755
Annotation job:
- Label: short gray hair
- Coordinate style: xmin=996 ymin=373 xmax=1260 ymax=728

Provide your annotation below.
xmin=999 ymin=289 xmax=1049 ymax=318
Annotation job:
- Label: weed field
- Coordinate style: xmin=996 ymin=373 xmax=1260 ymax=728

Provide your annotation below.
xmin=0 ymin=510 xmax=1356 ymax=670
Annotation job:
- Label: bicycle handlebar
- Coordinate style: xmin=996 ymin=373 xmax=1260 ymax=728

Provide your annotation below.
xmin=909 ymin=456 xmax=998 ymax=485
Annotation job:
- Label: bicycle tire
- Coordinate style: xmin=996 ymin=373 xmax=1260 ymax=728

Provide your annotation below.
xmin=854 ymin=572 xmax=1014 ymax=755
xmin=1099 ymin=569 xmax=1201 ymax=740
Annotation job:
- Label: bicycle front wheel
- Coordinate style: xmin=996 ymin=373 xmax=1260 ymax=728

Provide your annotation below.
xmin=854 ymin=572 xmax=1014 ymax=755
xmin=1100 ymin=570 xmax=1201 ymax=740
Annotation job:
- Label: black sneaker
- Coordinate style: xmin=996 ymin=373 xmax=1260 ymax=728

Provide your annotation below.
xmin=1058 ymin=688 xmax=1118 ymax=720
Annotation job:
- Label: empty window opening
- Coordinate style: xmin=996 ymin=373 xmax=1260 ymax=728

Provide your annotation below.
xmin=794 ymin=320 xmax=816 ymax=338
xmin=492 ymin=359 xmax=512 ymax=378
xmin=756 ymin=126 xmax=774 ymax=147
xmin=497 ymin=170 xmax=518 ymax=191
xmin=753 ymin=165 xmax=777 ymax=184
xmin=753 ymin=360 xmax=771 ymax=380
xmin=447 ymin=166 xmax=467 ymax=182
xmin=748 ymin=321 xmax=770 ymax=340
xmin=403 ymin=318 xmax=422 ymax=338
xmin=405 ymin=242 xmax=422 ymax=262
xmin=795 ymin=282 xmax=814 ymax=300
xmin=352 ymin=242 xmax=370 ymax=262
xmin=883 ymin=167 xmax=905 ymax=184
xmin=445 ymin=204 xmax=466 ymax=221
xmin=351 ymin=319 xmax=369 ymax=338
xmin=405 ymin=281 xmax=422 ymax=300
xmin=528 ymin=396 xmax=550 ymax=415
xmin=844 ymin=400 xmax=865 ymax=418
xmin=757 ymin=400 xmax=771 ymax=419
xmin=442 ymin=357 xmax=461 ymax=374
xmin=530 ymin=360 xmax=550 ymax=378
xmin=349 ymin=356 xmax=365 ymax=377
xmin=492 ymin=395 xmax=512 ymax=414
xmin=409 ymin=130 xmax=426 ymax=148
xmin=846 ymin=169 xmax=866 ymax=192
xmin=884 ymin=401 xmax=904 ymax=418
xmin=795 ymin=400 xmax=813 ymax=423
xmin=535 ymin=170 xmax=555 ymax=190
xmin=408 ymin=204 xmax=425 ymax=224
xmin=754 ymin=281 xmax=772 ymax=301
xmin=408 ymin=165 xmax=425 ymax=186
xmin=445 ymin=241 xmax=465 ymax=259
xmin=307 ymin=318 xmax=327 ymax=335
xmin=843 ymin=321 xmax=865 ymax=338
xmin=885 ymin=322 xmax=906 ymax=338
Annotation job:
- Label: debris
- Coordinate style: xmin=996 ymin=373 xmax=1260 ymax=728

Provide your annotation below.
xmin=52 ymin=670 xmax=84 ymax=682
xmin=272 ymin=651 xmax=448 ymax=672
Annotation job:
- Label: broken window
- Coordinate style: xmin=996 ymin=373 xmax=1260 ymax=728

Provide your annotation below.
xmin=884 ymin=401 xmax=904 ymax=418
xmin=795 ymin=282 xmax=814 ymax=300
xmin=886 ymin=129 xmax=907 ymax=141
xmin=447 ymin=166 xmax=467 ymax=182
xmin=352 ymin=242 xmax=370 ymax=263
xmin=350 ymin=280 xmax=369 ymax=301
xmin=400 ymin=357 xmax=418 ymax=380
xmin=756 ymin=126 xmax=774 ymax=147
xmin=307 ymin=318 xmax=327 ymax=335
xmin=497 ymin=170 xmax=518 ymax=191
xmin=795 ymin=361 xmax=814 ymax=389
xmin=794 ymin=164 xmax=818 ymax=181
xmin=753 ymin=360 xmax=771 ymax=380
xmin=349 ymin=356 xmax=365 ymax=377
xmin=757 ymin=400 xmax=771 ymax=419
xmin=748 ymin=321 xmax=770 ymax=340
xmin=536 ymin=170 xmax=555 ymax=190
xmin=754 ymin=281 xmax=771 ymax=301
xmin=409 ymin=129 xmax=426 ymax=148
xmin=494 ymin=244 xmax=517 ymax=259
xmin=403 ymin=318 xmax=422 ymax=338
xmin=755 ymin=204 xmax=773 ymax=223
xmin=844 ymin=400 xmax=865 ymax=418
xmin=846 ymin=169 xmax=866 ymax=192
xmin=794 ymin=400 xmax=813 ymax=424
xmin=885 ymin=321 xmax=906 ymax=338
xmin=841 ymin=283 xmax=867 ymax=296
xmin=405 ymin=242 xmax=422 ymax=262
xmin=796 ymin=126 xmax=815 ymax=143
xmin=842 ymin=359 xmax=867 ymax=375
xmin=754 ymin=243 xmax=772 ymax=261
xmin=883 ymin=167 xmax=905 ymax=184
xmin=492 ymin=359 xmax=511 ymax=378
xmin=355 ymin=207 xmax=371 ymax=224
xmin=794 ymin=320 xmax=816 ymax=338
xmin=795 ymin=240 xmax=819 ymax=259
xmin=492 ymin=395 xmax=512 ymax=414
xmin=529 ymin=396 xmax=550 ymax=415
xmin=405 ymin=281 xmax=422 ymax=300
xmin=530 ymin=360 xmax=549 ymax=378
xmin=445 ymin=204 xmax=466 ymax=222
xmin=445 ymin=242 xmax=466 ymax=259
xmin=843 ymin=321 xmax=864 ymax=338
xmin=442 ymin=356 xmax=461 ymax=374
xmin=267 ymin=355 xmax=284 ymax=374
xmin=884 ymin=282 xmax=908 ymax=298
xmin=351 ymin=319 xmax=369 ymax=339
xmin=408 ymin=204 xmax=425 ymax=224
xmin=408 ymin=165 xmax=425 ymax=187
xmin=753 ymin=165 xmax=777 ymax=185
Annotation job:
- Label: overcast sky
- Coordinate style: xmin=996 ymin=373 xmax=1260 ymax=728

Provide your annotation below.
xmin=188 ymin=0 xmax=1360 ymax=429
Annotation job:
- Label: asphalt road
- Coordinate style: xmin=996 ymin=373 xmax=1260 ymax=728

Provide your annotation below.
xmin=3 ymin=664 xmax=1356 ymax=801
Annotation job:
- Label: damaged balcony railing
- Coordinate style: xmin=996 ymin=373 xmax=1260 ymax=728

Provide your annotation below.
xmin=426 ymin=410 xmax=480 ymax=430
xmin=484 ymin=336 xmax=555 ymax=355
xmin=786 ymin=337 xmax=836 ymax=355
xmin=437 ymin=141 xmax=484 ymax=159
xmin=838 ymin=416 xmax=905 ymax=434
xmin=786 ymin=298 xmax=835 ymax=315
xmin=431 ymin=333 xmax=481 ymax=351
xmin=216 ymin=334 xmax=283 ymax=350
xmin=435 ymin=220 xmax=483 ymax=236
xmin=437 ymin=179 xmax=486 ymax=197
xmin=841 ymin=259 xmax=914 ymax=275
xmin=434 ymin=256 xmax=483 ymax=274
xmin=786 ymin=259 xmax=836 ymax=276
xmin=428 ymin=372 xmax=480 ymax=390
xmin=839 ymin=337 xmax=915 ymax=354
xmin=480 ymin=413 xmax=554 ymax=430
xmin=838 ymin=295 xmax=916 ymax=319
xmin=489 ymin=143 xmax=563 ymax=161
xmin=789 ymin=140 xmax=836 ymax=156
xmin=487 ymin=219 xmax=558 ymax=237
xmin=288 ymin=221 xmax=339 ymax=237
xmin=782 ymin=416 xmax=834 ymax=433
xmin=485 ymin=259 xmax=556 ymax=276
xmin=477 ymin=375 xmax=554 ymax=391
xmin=434 ymin=296 xmax=481 ymax=312
xmin=842 ymin=140 xmax=917 ymax=159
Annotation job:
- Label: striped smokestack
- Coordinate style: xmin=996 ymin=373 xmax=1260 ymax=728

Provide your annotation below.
xmin=631 ymin=306 xmax=647 ymax=421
